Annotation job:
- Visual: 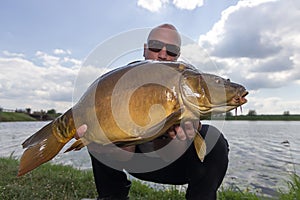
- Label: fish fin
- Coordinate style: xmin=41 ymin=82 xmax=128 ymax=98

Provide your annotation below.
xmin=18 ymin=123 xmax=69 ymax=177
xmin=22 ymin=122 xmax=53 ymax=148
xmin=193 ymin=133 xmax=206 ymax=162
xmin=64 ymin=139 xmax=86 ymax=152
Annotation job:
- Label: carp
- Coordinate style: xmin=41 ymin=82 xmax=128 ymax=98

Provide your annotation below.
xmin=18 ymin=61 xmax=248 ymax=176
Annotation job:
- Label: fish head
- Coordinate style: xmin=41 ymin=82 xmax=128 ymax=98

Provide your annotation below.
xmin=181 ymin=71 xmax=248 ymax=116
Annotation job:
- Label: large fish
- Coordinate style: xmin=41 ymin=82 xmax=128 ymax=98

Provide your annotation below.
xmin=18 ymin=61 xmax=248 ymax=176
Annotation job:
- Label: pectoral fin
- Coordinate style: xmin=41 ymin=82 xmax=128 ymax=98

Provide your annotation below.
xmin=64 ymin=139 xmax=86 ymax=152
xmin=193 ymin=133 xmax=206 ymax=162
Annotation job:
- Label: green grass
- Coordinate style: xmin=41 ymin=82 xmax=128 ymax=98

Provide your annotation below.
xmin=0 ymin=112 xmax=36 ymax=122
xmin=0 ymin=157 xmax=299 ymax=199
xmin=279 ymin=174 xmax=300 ymax=200
xmin=0 ymin=157 xmax=97 ymax=199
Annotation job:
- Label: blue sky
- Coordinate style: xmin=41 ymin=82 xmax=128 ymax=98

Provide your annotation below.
xmin=0 ymin=0 xmax=299 ymax=114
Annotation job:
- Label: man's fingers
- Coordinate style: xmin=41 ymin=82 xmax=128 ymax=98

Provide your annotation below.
xmin=184 ymin=121 xmax=196 ymax=140
xmin=175 ymin=126 xmax=187 ymax=140
xmin=75 ymin=124 xmax=88 ymax=139
xmin=168 ymin=129 xmax=177 ymax=139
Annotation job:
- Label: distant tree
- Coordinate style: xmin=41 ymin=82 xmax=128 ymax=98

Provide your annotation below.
xmin=248 ymin=110 xmax=257 ymax=116
xmin=226 ymin=111 xmax=233 ymax=117
xmin=47 ymin=109 xmax=56 ymax=115
xmin=283 ymin=111 xmax=290 ymax=116
xmin=0 ymin=107 xmax=2 ymax=112
xmin=15 ymin=108 xmax=25 ymax=113
xmin=25 ymin=108 xmax=31 ymax=114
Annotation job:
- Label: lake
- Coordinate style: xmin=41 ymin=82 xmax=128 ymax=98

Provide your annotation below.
xmin=0 ymin=120 xmax=299 ymax=196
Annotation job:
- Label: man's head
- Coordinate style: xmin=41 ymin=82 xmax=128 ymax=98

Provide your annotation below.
xmin=144 ymin=24 xmax=181 ymax=61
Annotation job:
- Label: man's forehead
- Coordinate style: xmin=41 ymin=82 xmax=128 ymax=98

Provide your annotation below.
xmin=148 ymin=28 xmax=181 ymax=45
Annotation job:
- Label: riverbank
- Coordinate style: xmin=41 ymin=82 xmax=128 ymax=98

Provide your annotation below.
xmin=0 ymin=112 xmax=37 ymax=122
xmin=0 ymin=111 xmax=60 ymax=122
xmin=0 ymin=157 xmax=299 ymax=199
xmin=223 ymin=114 xmax=300 ymax=121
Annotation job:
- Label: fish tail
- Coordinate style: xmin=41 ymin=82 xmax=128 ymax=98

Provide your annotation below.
xmin=18 ymin=109 xmax=76 ymax=176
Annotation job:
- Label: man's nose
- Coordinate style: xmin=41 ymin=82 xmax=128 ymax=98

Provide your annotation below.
xmin=158 ymin=47 xmax=168 ymax=60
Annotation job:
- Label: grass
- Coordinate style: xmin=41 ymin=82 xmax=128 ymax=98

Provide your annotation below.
xmin=279 ymin=174 xmax=300 ymax=200
xmin=0 ymin=112 xmax=36 ymax=122
xmin=0 ymin=157 xmax=299 ymax=199
xmin=0 ymin=157 xmax=97 ymax=199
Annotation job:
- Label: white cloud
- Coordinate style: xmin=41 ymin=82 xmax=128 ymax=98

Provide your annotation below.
xmin=198 ymin=0 xmax=300 ymax=90
xmin=2 ymin=50 xmax=25 ymax=57
xmin=0 ymin=51 xmax=81 ymax=112
xmin=36 ymin=51 xmax=61 ymax=66
xmin=172 ymin=0 xmax=204 ymax=10
xmin=247 ymin=96 xmax=300 ymax=115
xmin=137 ymin=0 xmax=169 ymax=12
xmin=53 ymin=48 xmax=72 ymax=55
xmin=137 ymin=0 xmax=204 ymax=12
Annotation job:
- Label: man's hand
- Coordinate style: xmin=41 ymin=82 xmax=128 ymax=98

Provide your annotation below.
xmin=74 ymin=124 xmax=87 ymax=139
xmin=150 ymin=121 xmax=202 ymax=161
xmin=167 ymin=121 xmax=202 ymax=141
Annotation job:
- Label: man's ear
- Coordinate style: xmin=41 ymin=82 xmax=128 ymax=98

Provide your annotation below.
xmin=176 ymin=51 xmax=181 ymax=60
xmin=143 ymin=43 xmax=147 ymax=58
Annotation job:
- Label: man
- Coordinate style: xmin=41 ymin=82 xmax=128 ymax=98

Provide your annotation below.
xmin=76 ymin=24 xmax=229 ymax=200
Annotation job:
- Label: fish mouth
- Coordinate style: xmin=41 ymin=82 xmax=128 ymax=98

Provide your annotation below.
xmin=231 ymin=91 xmax=248 ymax=115
xmin=232 ymin=91 xmax=248 ymax=105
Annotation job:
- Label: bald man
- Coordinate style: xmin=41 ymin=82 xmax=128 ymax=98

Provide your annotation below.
xmin=77 ymin=24 xmax=229 ymax=200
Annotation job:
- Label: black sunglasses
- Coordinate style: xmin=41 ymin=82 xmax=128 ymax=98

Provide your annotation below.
xmin=147 ymin=40 xmax=180 ymax=57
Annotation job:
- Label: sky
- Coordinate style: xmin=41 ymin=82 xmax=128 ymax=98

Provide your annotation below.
xmin=0 ymin=0 xmax=299 ymax=115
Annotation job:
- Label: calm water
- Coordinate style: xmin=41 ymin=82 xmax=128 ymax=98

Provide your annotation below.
xmin=0 ymin=121 xmax=299 ymax=196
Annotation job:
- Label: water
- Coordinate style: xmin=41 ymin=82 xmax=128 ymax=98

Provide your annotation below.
xmin=218 ymin=120 xmax=300 ymax=196
xmin=0 ymin=121 xmax=299 ymax=196
xmin=0 ymin=121 xmax=92 ymax=169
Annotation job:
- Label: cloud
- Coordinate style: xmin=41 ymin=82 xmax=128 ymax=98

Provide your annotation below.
xmin=137 ymin=0 xmax=168 ymax=12
xmin=199 ymin=0 xmax=285 ymax=58
xmin=198 ymin=0 xmax=300 ymax=90
xmin=173 ymin=0 xmax=204 ymax=10
xmin=137 ymin=0 xmax=204 ymax=12
xmin=0 ymin=50 xmax=81 ymax=112
xmin=246 ymin=96 xmax=300 ymax=115
xmin=2 ymin=50 xmax=25 ymax=58
xmin=53 ymin=48 xmax=72 ymax=55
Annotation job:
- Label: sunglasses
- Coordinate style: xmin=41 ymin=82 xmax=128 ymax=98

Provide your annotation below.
xmin=147 ymin=40 xmax=180 ymax=57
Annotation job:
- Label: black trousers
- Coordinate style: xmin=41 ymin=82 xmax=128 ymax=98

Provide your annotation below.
xmin=89 ymin=125 xmax=229 ymax=200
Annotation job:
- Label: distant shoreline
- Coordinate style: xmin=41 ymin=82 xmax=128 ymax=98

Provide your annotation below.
xmin=1 ymin=111 xmax=300 ymax=122
xmin=0 ymin=112 xmax=58 ymax=122
xmin=213 ymin=114 xmax=300 ymax=121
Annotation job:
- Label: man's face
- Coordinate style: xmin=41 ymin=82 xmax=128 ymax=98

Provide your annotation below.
xmin=144 ymin=28 xmax=181 ymax=61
